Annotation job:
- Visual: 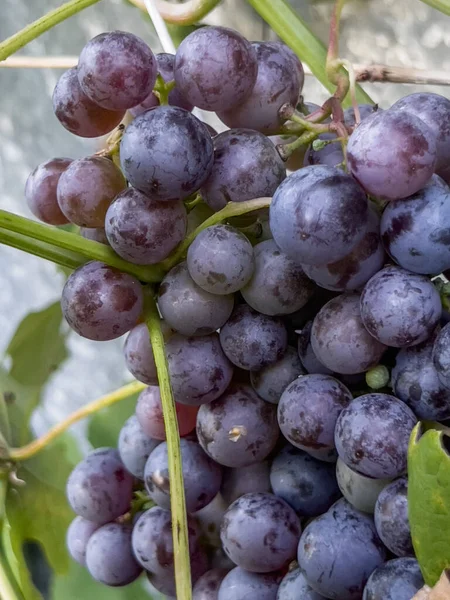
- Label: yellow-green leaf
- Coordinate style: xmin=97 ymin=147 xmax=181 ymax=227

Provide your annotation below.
xmin=88 ymin=391 xmax=138 ymax=448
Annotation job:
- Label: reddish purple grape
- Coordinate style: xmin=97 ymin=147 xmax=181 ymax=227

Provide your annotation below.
xmin=66 ymin=517 xmax=100 ymax=566
xmin=80 ymin=227 xmax=109 ymax=245
xmin=123 ymin=321 xmax=173 ymax=385
xmin=25 ymin=158 xmax=72 ymax=225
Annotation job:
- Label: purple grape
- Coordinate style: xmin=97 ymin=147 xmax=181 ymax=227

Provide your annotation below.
xmin=105 ymin=187 xmax=187 ymax=265
xmin=277 ymin=567 xmax=326 ymax=600
xmin=304 ymin=133 xmax=344 ymax=169
xmin=344 ymin=103 xmax=382 ymax=127
xmin=297 ymin=322 xmax=333 ymax=375
xmin=53 ymin=68 xmax=124 ymax=138
xmin=374 ymin=477 xmax=413 ymax=557
xmin=311 ymin=294 xmax=387 ymax=374
xmin=77 ymin=31 xmax=157 ymax=110
xmin=147 ymin=546 xmax=209 ymax=597
xmin=193 ymin=493 xmax=229 ymax=548
xmin=57 ymin=156 xmax=126 ymax=227
xmin=347 ymin=109 xmax=437 ymax=201
xmin=186 ymin=224 xmax=255 ymax=295
xmin=251 ymin=346 xmax=305 ymax=404
xmin=80 ymin=227 xmax=109 ymax=245
xmin=86 ymin=523 xmax=142 ymax=586
xmin=194 ymin=569 xmax=229 ymax=600
xmin=242 ymin=240 xmax=315 ymax=315
xmin=130 ymin=52 xmax=194 ymax=116
xmin=270 ymin=445 xmax=341 ymax=517
xmin=123 ymin=321 xmax=173 ymax=385
xmin=173 ymin=26 xmax=257 ymax=112
xmin=298 ymin=498 xmax=387 ymax=600
xmin=381 ymin=175 xmax=450 ymax=275
xmin=66 ymin=448 xmax=133 ymax=523
xmin=336 ymin=458 xmax=391 ymax=514
xmin=269 ymin=166 xmax=369 ymax=266
xmin=363 ymin=558 xmax=424 ymax=600
xmin=360 ymin=266 xmax=441 ymax=347
xmin=217 ymin=41 xmax=303 ymax=134
xmin=166 ymin=333 xmax=234 ymax=406
xmin=144 ymin=439 xmax=222 ymax=512
xmin=61 ymin=261 xmax=143 ymax=341
xmin=277 ymin=374 xmax=352 ymax=451
xmin=118 ymin=415 xmax=160 ymax=479
xmin=196 ymin=383 xmax=279 ymax=468
xmin=25 ymin=158 xmax=72 ymax=225
xmin=66 ymin=516 xmax=99 ymax=566
xmin=219 ymin=304 xmax=288 ymax=371
xmin=433 ymin=322 xmax=450 ymax=388
xmin=302 ymin=207 xmax=385 ymax=291
xmin=334 ymin=393 xmax=417 ymax=479
xmin=221 ymin=492 xmax=301 ymax=572
xmin=201 ymin=129 xmax=286 ymax=212
xmin=221 ymin=461 xmax=271 ymax=505
xmin=218 ymin=567 xmax=281 ymax=600
xmin=120 ymin=106 xmax=213 ymax=201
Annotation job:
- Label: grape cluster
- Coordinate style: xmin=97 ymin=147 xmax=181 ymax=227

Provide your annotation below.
xmin=24 ymin=21 xmax=450 ymax=600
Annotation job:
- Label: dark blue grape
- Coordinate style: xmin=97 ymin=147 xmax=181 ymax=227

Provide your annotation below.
xmin=118 ymin=415 xmax=160 ymax=479
xmin=374 ymin=477 xmax=413 ymax=557
xmin=304 ymin=133 xmax=344 ymax=169
xmin=277 ymin=567 xmax=325 ymax=600
xmin=66 ymin=517 xmax=99 ymax=566
xmin=194 ymin=568 xmax=229 ymax=600
xmin=433 ymin=322 xmax=450 ymax=389
xmin=251 ymin=346 xmax=305 ymax=404
xmin=218 ymin=567 xmax=281 ymax=600
xmin=362 ymin=558 xmax=424 ymax=600
xmin=221 ymin=461 xmax=271 ymax=505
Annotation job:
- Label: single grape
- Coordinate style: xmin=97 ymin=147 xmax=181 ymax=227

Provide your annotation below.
xmin=250 ymin=346 xmax=305 ymax=404
xmin=218 ymin=567 xmax=282 ymax=600
xmin=194 ymin=569 xmax=229 ymax=600
xmin=362 ymin=558 xmax=424 ymax=600
xmin=193 ymin=493 xmax=229 ymax=548
xmin=374 ymin=477 xmax=413 ymax=557
xmin=80 ymin=227 xmax=109 ymax=245
xmin=297 ymin=322 xmax=333 ymax=375
xmin=221 ymin=461 xmax=271 ymax=505
xmin=120 ymin=106 xmax=214 ymax=201
xmin=166 ymin=333 xmax=234 ymax=406
xmin=77 ymin=31 xmax=157 ymax=110
xmin=302 ymin=207 xmax=385 ymax=292
xmin=433 ymin=322 xmax=450 ymax=388
xmin=173 ymin=26 xmax=258 ymax=112
xmin=135 ymin=386 xmax=198 ymax=439
xmin=221 ymin=492 xmax=301 ymax=572
xmin=25 ymin=158 xmax=72 ymax=225
xmin=196 ymin=383 xmax=279 ymax=468
xmin=241 ymin=240 xmax=315 ymax=315
xmin=158 ymin=262 xmax=234 ymax=336
xmin=61 ymin=261 xmax=143 ymax=341
xmin=381 ymin=175 xmax=450 ymax=275
xmin=347 ymin=109 xmax=437 ymax=201
xmin=200 ymin=129 xmax=286 ymax=212
xmin=66 ymin=516 xmax=99 ymax=566
xmin=335 ymin=393 xmax=417 ymax=479
xmin=147 ymin=545 xmax=209 ymax=597
xmin=144 ymin=439 xmax=222 ymax=512
xmin=117 ymin=415 xmax=160 ymax=479
xmin=53 ymin=68 xmax=124 ymax=138
xmin=217 ymin=41 xmax=303 ymax=134
xmin=277 ymin=374 xmax=352 ymax=453
xmin=298 ymin=498 xmax=386 ymax=600
xmin=130 ymin=52 xmax=194 ymax=116
xmin=311 ymin=293 xmax=387 ymax=374
xmin=186 ymin=224 xmax=254 ymax=295
xmin=57 ymin=156 xmax=126 ymax=227
xmin=270 ymin=445 xmax=341 ymax=517
xmin=277 ymin=567 xmax=326 ymax=600
xmin=360 ymin=266 xmax=441 ymax=347
xmin=123 ymin=321 xmax=173 ymax=386
xmin=304 ymin=133 xmax=344 ymax=169
xmin=219 ymin=304 xmax=288 ymax=371
xmin=86 ymin=523 xmax=142 ymax=586
xmin=66 ymin=448 xmax=134 ymax=523
xmin=269 ymin=166 xmax=369 ymax=266
xmin=105 ymin=187 xmax=187 ymax=265
xmin=336 ymin=458 xmax=391 ymax=514
xmin=344 ymin=104 xmax=382 ymax=127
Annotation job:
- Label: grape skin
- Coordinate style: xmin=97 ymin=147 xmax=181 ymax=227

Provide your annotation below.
xmin=193 ymin=568 xmax=229 ymax=600
xmin=196 ymin=383 xmax=279 ymax=468
xmin=374 ymin=477 xmax=413 ymax=557
xmin=220 ymin=492 xmax=301 ymax=572
xmin=360 ymin=266 xmax=442 ymax=347
xmin=120 ymin=106 xmax=214 ymax=202
xmin=105 ymin=187 xmax=187 ymax=265
xmin=25 ymin=158 xmax=72 ymax=225
xmin=433 ymin=322 xmax=450 ymax=388
xmin=241 ymin=240 xmax=316 ymax=316
xmin=336 ymin=458 xmax=391 ymax=514
xmin=221 ymin=461 xmax=271 ymax=505
xmin=158 ymin=262 xmax=234 ymax=336
xmin=117 ymin=415 xmax=160 ymax=479
xmin=57 ymin=156 xmax=126 ymax=228
xmin=277 ymin=567 xmax=325 ymax=600
xmin=66 ymin=517 xmax=99 ymax=567
xmin=218 ymin=567 xmax=282 ymax=600
xmin=250 ymin=346 xmax=305 ymax=404
xmin=53 ymin=68 xmax=124 ymax=138
xmin=123 ymin=321 xmax=173 ymax=386
xmin=200 ymin=129 xmax=286 ymax=213
xmin=334 ymin=393 xmax=417 ymax=479
xmin=61 ymin=261 xmax=143 ymax=341
xmin=80 ymin=227 xmax=109 ymax=245
xmin=362 ymin=558 xmax=424 ymax=600
xmin=173 ymin=26 xmax=258 ymax=112
xmin=304 ymin=133 xmax=344 ymax=169
xmin=77 ymin=31 xmax=157 ymax=110
xmin=297 ymin=322 xmax=333 ymax=375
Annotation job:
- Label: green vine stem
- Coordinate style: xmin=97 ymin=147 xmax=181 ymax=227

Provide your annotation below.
xmin=419 ymin=0 xmax=450 ymax=16
xmin=0 ymin=0 xmax=103 ymax=62
xmin=0 ymin=556 xmax=23 ymax=600
xmin=128 ymin=0 xmax=221 ymax=25
xmin=145 ymin=292 xmax=192 ymax=600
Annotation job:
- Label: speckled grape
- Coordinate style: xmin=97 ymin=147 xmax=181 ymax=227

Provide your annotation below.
xmin=251 ymin=346 xmax=305 ymax=404
xmin=123 ymin=321 xmax=173 ymax=386
xmin=363 ymin=558 xmax=424 ymax=600
xmin=194 ymin=569 xmax=229 ymax=600
xmin=25 ymin=158 xmax=72 ymax=225
xmin=297 ymin=322 xmax=333 ymax=375
xmin=218 ymin=567 xmax=281 ymax=600
xmin=433 ymin=322 xmax=450 ymax=388
xmin=374 ymin=477 xmax=413 ymax=557
xmin=277 ymin=567 xmax=326 ymax=600
xmin=117 ymin=415 xmax=160 ymax=479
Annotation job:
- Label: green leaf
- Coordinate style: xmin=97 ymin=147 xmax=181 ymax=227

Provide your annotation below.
xmin=88 ymin=392 xmax=138 ymax=448
xmin=0 ymin=369 xmax=40 ymax=447
xmin=408 ymin=423 xmax=450 ymax=585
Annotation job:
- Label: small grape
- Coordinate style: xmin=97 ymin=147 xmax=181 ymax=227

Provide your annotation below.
xmin=433 ymin=322 xmax=450 ymax=388
xmin=147 ymin=546 xmax=209 ymax=597
xmin=25 ymin=158 xmax=72 ymax=225
xmin=117 ymin=415 xmax=160 ymax=479
xmin=123 ymin=321 xmax=173 ymax=386
xmin=80 ymin=227 xmax=109 ymax=245
xmin=374 ymin=477 xmax=413 ymax=557
xmin=362 ymin=558 xmax=424 ymax=600
xmin=218 ymin=567 xmax=282 ymax=600
xmin=277 ymin=567 xmax=326 ymax=600
xmin=336 ymin=458 xmax=391 ymax=514
xmin=66 ymin=516 xmax=99 ymax=566
xmin=251 ymin=346 xmax=305 ymax=404
xmin=221 ymin=461 xmax=271 ymax=505
xmin=304 ymin=133 xmax=344 ymax=169
xmin=193 ymin=569 xmax=229 ymax=600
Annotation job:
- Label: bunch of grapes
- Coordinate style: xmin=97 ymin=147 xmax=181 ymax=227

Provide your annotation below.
xmin=24 ymin=20 xmax=450 ymax=600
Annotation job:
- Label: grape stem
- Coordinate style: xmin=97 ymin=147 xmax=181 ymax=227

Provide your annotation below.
xmin=418 ymin=0 xmax=450 ymax=16
xmin=128 ymin=0 xmax=221 ymax=24
xmin=7 ymin=381 xmax=146 ymax=462
xmin=144 ymin=291 xmax=192 ymax=600
xmin=0 ymin=0 xmax=103 ymax=62
xmin=0 ymin=555 xmax=23 ymax=600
